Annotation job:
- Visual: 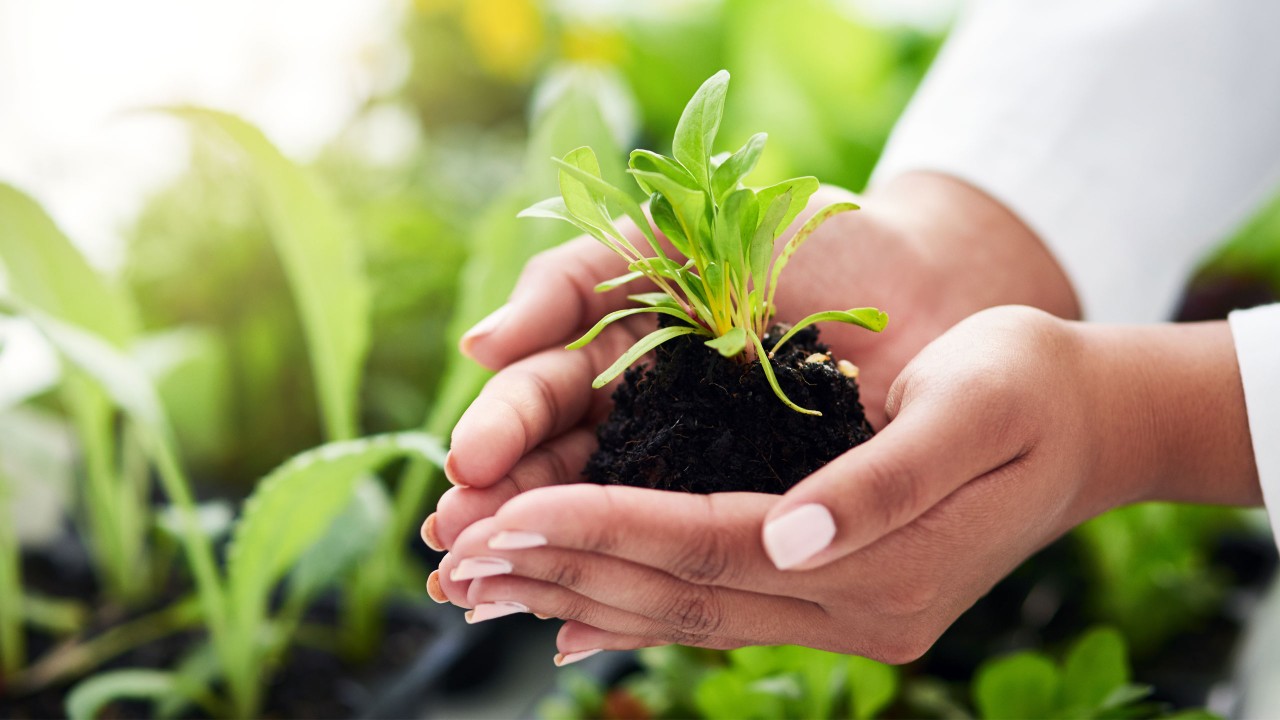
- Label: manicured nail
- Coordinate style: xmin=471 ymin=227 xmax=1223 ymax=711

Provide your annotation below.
xmin=420 ymin=514 xmax=444 ymax=552
xmin=489 ymin=531 xmax=548 ymax=550
xmin=554 ymin=649 xmax=602 ymax=667
xmin=466 ymin=601 xmax=529 ymax=624
xmin=443 ymin=451 xmax=469 ymax=488
xmin=450 ymin=557 xmax=514 ymax=581
xmin=460 ymin=304 xmax=511 ymax=355
xmin=763 ymin=504 xmax=836 ymax=570
xmin=426 ymin=571 xmax=448 ymax=603
xmin=535 ymin=613 xmax=551 ymax=620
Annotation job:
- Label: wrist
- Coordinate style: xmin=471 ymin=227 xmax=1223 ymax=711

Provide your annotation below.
xmin=867 ymin=172 xmax=1081 ymax=324
xmin=1073 ymin=320 xmax=1260 ymax=508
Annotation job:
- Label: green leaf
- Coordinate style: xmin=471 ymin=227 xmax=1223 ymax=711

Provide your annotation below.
xmin=593 ymin=325 xmax=701 ymax=389
xmin=712 ymin=188 xmax=758 ymax=270
xmin=1061 ymin=627 xmax=1130 ymax=712
xmin=166 ymin=108 xmax=369 ymax=442
xmin=755 ymin=176 xmax=820 ymax=240
xmin=766 ymin=202 xmax=859 ymax=315
xmin=973 ymin=652 xmax=1060 ymax=720
xmin=770 ymin=308 xmax=888 ymax=356
xmin=629 ymin=293 xmax=680 ymax=308
xmin=750 ymin=189 xmax=792 ymax=293
xmin=673 ymin=70 xmax=731 ymax=191
xmin=848 ymin=656 xmax=898 ymax=720
xmin=285 ymin=479 xmax=391 ymax=607
xmin=66 ymin=670 xmax=177 ymax=720
xmin=556 ymin=146 xmax=626 ymax=245
xmin=712 ymin=132 xmax=767 ymax=203
xmin=568 ymin=306 xmax=700 ymax=350
xmin=223 ymin=432 xmax=445 ymax=672
xmin=705 ymin=327 xmax=747 ymax=357
xmin=552 ymin=156 xmax=664 ymax=259
xmin=749 ymin=331 xmax=820 ymax=416
xmin=0 ymin=183 xmax=137 ymax=345
xmin=595 ymin=270 xmax=644 ymax=293
xmin=650 ymin=193 xmax=691 ymax=257
xmin=629 ymin=149 xmax=701 ymax=194
xmin=628 ymin=169 xmax=708 ymax=253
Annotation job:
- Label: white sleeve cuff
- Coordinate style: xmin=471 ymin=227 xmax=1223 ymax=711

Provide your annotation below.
xmin=1229 ymin=303 xmax=1280 ymax=548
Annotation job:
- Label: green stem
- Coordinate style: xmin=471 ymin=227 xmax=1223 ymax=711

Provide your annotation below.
xmin=7 ymin=596 xmax=201 ymax=695
xmin=65 ymin=383 xmax=132 ymax=602
xmin=0 ymin=471 xmax=25 ymax=676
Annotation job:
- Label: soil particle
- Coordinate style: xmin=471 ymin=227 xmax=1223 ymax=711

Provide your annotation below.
xmin=584 ymin=319 xmax=875 ymax=494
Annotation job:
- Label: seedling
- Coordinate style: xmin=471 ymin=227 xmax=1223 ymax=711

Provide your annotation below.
xmin=520 ymin=70 xmax=886 ymax=415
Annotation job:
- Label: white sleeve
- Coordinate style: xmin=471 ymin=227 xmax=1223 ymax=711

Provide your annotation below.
xmin=1230 ymin=304 xmax=1280 ymax=546
xmin=871 ymin=0 xmax=1280 ymax=323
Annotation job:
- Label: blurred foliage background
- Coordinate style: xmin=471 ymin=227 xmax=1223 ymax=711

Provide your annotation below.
xmin=3 ymin=0 xmax=1279 ymax=715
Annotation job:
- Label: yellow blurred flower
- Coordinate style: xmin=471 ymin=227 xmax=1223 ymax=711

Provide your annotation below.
xmin=461 ymin=0 xmax=546 ymax=81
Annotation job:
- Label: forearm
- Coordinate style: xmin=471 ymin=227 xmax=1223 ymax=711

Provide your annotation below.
xmin=1075 ymin=320 xmax=1260 ymax=510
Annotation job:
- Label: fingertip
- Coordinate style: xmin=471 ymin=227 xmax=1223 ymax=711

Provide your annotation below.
xmin=443 ymin=451 xmax=471 ymax=488
xmin=459 ymin=304 xmax=512 ymax=368
xmin=420 ymin=513 xmax=445 ymax=552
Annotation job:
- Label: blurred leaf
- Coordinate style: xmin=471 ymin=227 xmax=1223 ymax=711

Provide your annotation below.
xmin=66 ymin=670 xmax=177 ymax=720
xmin=166 ymin=108 xmax=370 ymax=442
xmin=973 ymin=652 xmax=1060 ymax=720
xmin=286 ymin=479 xmax=392 ymax=607
xmin=224 ymin=433 xmax=444 ymax=649
xmin=848 ymin=655 xmax=898 ymax=720
xmin=1061 ymin=627 xmax=1129 ymax=711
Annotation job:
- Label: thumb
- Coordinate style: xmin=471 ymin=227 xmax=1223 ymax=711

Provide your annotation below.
xmin=761 ymin=390 xmax=1019 ymax=571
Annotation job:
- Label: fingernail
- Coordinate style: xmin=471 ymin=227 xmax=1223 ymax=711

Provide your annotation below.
xmin=763 ymin=503 xmax=836 ymax=570
xmin=426 ymin=571 xmax=448 ymax=603
xmin=443 ymin=451 xmax=469 ymax=488
xmin=535 ymin=613 xmax=551 ymax=620
xmin=450 ymin=557 xmax=514 ymax=581
xmin=460 ymin=304 xmax=511 ymax=356
xmin=554 ymin=649 xmax=602 ymax=667
xmin=421 ymin=514 xmax=445 ymax=552
xmin=466 ymin=601 xmax=529 ymax=624
xmin=489 ymin=531 xmax=548 ymax=550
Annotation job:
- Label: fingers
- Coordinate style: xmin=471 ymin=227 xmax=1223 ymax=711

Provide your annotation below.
xmin=554 ymin=622 xmax=668 ymax=664
xmin=761 ymin=383 xmax=1024 ymax=572
xmin=447 ymin=330 xmax=630 ymax=488
xmin=426 ymin=428 xmax=597 ymax=550
xmin=459 ymin=235 xmax=639 ymax=371
xmin=477 ymin=484 xmax=801 ymax=596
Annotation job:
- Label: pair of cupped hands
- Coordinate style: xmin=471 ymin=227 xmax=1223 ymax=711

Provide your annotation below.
xmin=420 ymin=173 xmax=1258 ymax=666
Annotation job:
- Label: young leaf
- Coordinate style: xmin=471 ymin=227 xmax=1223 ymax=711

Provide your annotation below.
xmin=712 ymin=132 xmax=767 ymax=203
xmin=165 ymin=108 xmax=368 ymax=442
xmin=756 ymin=176 xmax=821 ymax=239
xmin=973 ymin=653 xmax=1060 ymax=720
xmin=705 ymin=327 xmax=747 ymax=357
xmin=629 ymin=292 xmax=680 ymax=308
xmin=628 ymin=169 xmax=708 ymax=250
xmin=593 ymin=325 xmax=702 ymax=389
xmin=551 ymin=156 xmax=665 ymax=259
xmin=847 ymin=656 xmax=898 ymax=720
xmin=66 ymin=670 xmax=178 ymax=720
xmin=556 ymin=147 xmax=626 ymax=245
xmin=285 ymin=480 xmax=391 ymax=607
xmin=749 ymin=331 xmax=821 ymax=416
xmin=766 ymin=202 xmax=859 ymax=315
xmin=749 ymin=188 xmax=793 ymax=293
xmin=1060 ymin=627 xmax=1130 ymax=712
xmin=672 ymin=70 xmax=730 ymax=192
xmin=594 ymin=270 xmax=644 ymax=293
xmin=650 ymin=194 xmax=691 ymax=258
xmin=769 ymin=308 xmax=888 ymax=357
xmin=568 ymin=306 xmax=700 ymax=350
xmin=629 ymin=150 xmax=700 ymax=193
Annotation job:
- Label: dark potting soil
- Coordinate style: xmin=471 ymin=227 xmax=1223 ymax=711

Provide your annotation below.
xmin=585 ymin=320 xmax=875 ymax=494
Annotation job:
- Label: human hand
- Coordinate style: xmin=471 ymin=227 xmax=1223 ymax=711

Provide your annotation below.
xmin=433 ymin=306 xmax=1259 ymax=663
xmin=423 ymin=173 xmax=1080 ymax=559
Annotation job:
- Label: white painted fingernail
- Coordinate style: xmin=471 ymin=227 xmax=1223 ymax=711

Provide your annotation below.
xmin=763 ymin=504 xmax=836 ymax=570
xmin=466 ymin=601 xmax=529 ymax=623
xmin=460 ymin=304 xmax=511 ymax=352
xmin=489 ymin=531 xmax=548 ymax=550
xmin=554 ymin=649 xmax=602 ymax=667
xmin=450 ymin=557 xmax=514 ymax=581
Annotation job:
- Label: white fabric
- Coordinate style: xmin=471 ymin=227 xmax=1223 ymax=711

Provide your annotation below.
xmin=870 ymin=1 xmax=1280 ymax=546
xmin=1231 ymin=305 xmax=1280 ymax=548
xmin=871 ymin=0 xmax=1280 ymax=324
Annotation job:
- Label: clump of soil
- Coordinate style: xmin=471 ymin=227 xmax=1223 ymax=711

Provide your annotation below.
xmin=584 ymin=319 xmax=875 ymax=494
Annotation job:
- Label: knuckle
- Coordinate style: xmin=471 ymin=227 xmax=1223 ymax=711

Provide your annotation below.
xmin=860 ymin=456 xmax=924 ymax=535
xmin=669 ymin=528 xmax=733 ymax=585
xmin=510 ymin=444 xmax=572 ymax=492
xmin=546 ymin=558 xmax=586 ymax=592
xmin=870 ymin=631 xmax=936 ymax=666
xmin=659 ymin=587 xmax=723 ymax=637
xmin=875 ymin=581 xmax=940 ymax=617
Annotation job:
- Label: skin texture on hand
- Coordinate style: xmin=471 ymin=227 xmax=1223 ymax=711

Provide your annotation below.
xmin=432 ymin=307 xmax=1261 ymax=663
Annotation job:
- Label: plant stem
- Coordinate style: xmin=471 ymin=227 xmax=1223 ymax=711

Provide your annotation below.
xmin=0 ymin=470 xmax=25 ymax=676
xmin=8 ymin=596 xmax=202 ymax=695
